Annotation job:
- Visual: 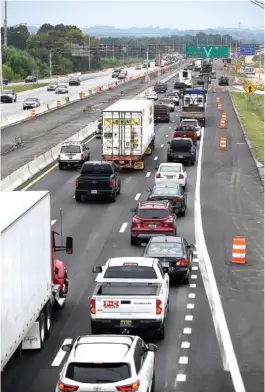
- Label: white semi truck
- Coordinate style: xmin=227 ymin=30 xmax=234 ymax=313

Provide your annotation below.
xmin=0 ymin=191 xmax=73 ymax=370
xmin=101 ymin=99 xmax=155 ymax=170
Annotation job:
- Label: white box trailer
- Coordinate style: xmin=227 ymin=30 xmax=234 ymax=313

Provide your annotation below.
xmin=102 ymin=99 xmax=155 ymax=170
xmin=0 ymin=191 xmax=72 ymax=370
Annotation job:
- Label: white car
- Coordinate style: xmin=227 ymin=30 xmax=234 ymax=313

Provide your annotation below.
xmin=160 ymin=98 xmax=175 ymax=112
xmin=155 ymin=162 xmax=188 ymax=189
xmin=55 ymin=335 xmax=157 ymax=392
xmin=145 ymin=91 xmax=158 ymax=100
xmin=165 ymin=92 xmax=180 ymax=105
xmin=58 ymin=141 xmax=90 ymax=170
xmin=55 ymin=84 xmax=69 ymax=94
xmin=180 ymin=119 xmax=202 ymax=140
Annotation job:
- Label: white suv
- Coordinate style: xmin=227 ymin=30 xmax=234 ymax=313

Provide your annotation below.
xmin=58 ymin=141 xmax=90 ymax=170
xmin=55 ymin=335 xmax=157 ymax=392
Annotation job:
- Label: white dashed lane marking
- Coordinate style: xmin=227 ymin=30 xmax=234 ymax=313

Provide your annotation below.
xmin=188 ymin=293 xmax=196 ymax=299
xmin=165 ymin=134 xmax=168 ymax=138
xmin=146 ymin=172 xmax=151 ymax=177
xmin=191 ymin=274 xmax=197 ymax=279
xmin=185 ymin=315 xmax=193 ymax=321
xmin=134 ymin=193 xmax=141 ymax=200
xmin=181 ymin=341 xmax=190 ymax=349
xmin=176 ymin=374 xmax=186 ymax=382
xmin=179 ymin=357 xmax=189 ymax=364
xmin=192 ymin=266 xmax=199 ymax=271
xmin=154 ymin=156 xmax=158 ymax=160
xmin=161 ymin=144 xmax=164 ymax=147
xmin=119 ymin=222 xmax=128 ymax=233
xmin=187 ymin=303 xmax=195 ymax=309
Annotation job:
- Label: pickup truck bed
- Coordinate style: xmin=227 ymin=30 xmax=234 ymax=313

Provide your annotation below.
xmin=180 ymin=107 xmax=206 ymax=126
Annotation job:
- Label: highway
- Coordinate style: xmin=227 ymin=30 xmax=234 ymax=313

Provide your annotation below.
xmin=1 ymin=65 xmax=263 ymax=392
xmin=1 ymin=63 xmax=155 ymax=118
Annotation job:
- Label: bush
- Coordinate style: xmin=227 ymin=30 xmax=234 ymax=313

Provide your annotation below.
xmin=2 ymin=64 xmax=14 ymax=80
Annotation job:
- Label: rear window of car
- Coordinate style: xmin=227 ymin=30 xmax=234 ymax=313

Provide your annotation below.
xmin=152 ymin=186 xmax=180 ymax=195
xmin=181 ymin=121 xmax=196 ymax=127
xmin=170 ymin=140 xmax=192 ymax=151
xmin=137 ymin=209 xmax=169 ymax=219
xmin=104 ymin=266 xmax=157 ymax=279
xmin=154 ymin=105 xmax=169 ymax=112
xmin=65 ymin=362 xmax=130 ymax=383
xmin=60 ymin=145 xmax=81 ymax=153
xmin=81 ymin=163 xmax=113 ymax=174
xmin=146 ymin=242 xmax=184 ymax=256
xmin=100 ymin=284 xmax=160 ymax=296
xmin=159 ymin=165 xmax=181 ymax=172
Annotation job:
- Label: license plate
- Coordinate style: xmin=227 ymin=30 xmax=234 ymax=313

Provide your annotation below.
xmin=149 ymin=224 xmax=156 ymax=229
xmin=119 ymin=161 xmax=125 ymax=164
xmin=161 ymin=261 xmax=169 ymax=267
xmin=120 ymin=320 xmax=132 ymax=327
xmin=91 ymin=190 xmax=97 ymax=194
xmin=178 ymin=155 xmax=183 ymax=158
xmin=167 ymin=176 xmax=173 ymax=179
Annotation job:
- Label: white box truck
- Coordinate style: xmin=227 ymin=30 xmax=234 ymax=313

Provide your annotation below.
xmin=102 ymin=99 xmax=155 ymax=170
xmin=0 ymin=191 xmax=73 ymax=370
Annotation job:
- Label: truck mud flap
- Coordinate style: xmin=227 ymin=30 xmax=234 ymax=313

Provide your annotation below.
xmin=133 ymin=161 xmax=145 ymax=170
xmin=145 ymin=146 xmax=152 ymax=155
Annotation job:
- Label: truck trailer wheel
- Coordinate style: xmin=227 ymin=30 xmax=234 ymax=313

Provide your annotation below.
xmin=38 ymin=311 xmax=45 ymax=348
xmin=45 ymin=302 xmax=52 ymax=338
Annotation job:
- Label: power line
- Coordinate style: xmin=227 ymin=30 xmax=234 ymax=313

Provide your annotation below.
xmin=250 ymin=0 xmax=264 ymax=8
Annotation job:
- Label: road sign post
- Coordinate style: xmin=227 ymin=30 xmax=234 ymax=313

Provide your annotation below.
xmin=185 ymin=45 xmax=229 ymax=59
xmin=240 ymin=44 xmax=256 ymax=56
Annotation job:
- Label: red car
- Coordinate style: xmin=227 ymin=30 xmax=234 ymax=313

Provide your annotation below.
xmin=173 ymin=126 xmax=197 ymax=146
xmin=130 ymin=200 xmax=177 ymax=245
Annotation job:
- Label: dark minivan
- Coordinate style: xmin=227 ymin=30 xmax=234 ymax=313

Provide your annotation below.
xmin=154 ymin=104 xmax=170 ymax=123
xmin=167 ymin=138 xmax=196 ymax=165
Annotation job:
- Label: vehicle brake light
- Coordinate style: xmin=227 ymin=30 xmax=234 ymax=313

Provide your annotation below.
xmin=80 ymin=154 xmax=84 ymax=159
xmin=116 ymin=380 xmax=140 ymax=392
xmin=176 ymin=259 xmax=189 ymax=267
xmin=132 ymin=216 xmax=141 ymax=224
xmin=156 ymin=173 xmax=161 ymax=178
xmin=110 ymin=180 xmax=113 ymax=188
xmin=164 ymin=216 xmax=174 ymax=225
xmin=90 ymin=299 xmax=96 ymax=314
xmin=179 ymin=174 xmax=184 ymax=179
xmin=75 ymin=179 xmax=78 ymax=188
xmin=58 ymin=381 xmax=79 ymax=391
xmin=156 ymin=299 xmax=162 ymax=315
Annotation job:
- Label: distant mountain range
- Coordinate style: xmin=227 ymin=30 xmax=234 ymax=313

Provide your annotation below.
xmin=27 ymin=26 xmax=264 ymax=43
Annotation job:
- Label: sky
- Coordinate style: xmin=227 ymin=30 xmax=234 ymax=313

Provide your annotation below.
xmin=1 ymin=0 xmax=264 ymax=30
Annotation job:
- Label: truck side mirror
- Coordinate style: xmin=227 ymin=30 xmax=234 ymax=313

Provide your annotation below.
xmin=66 ymin=236 xmax=73 ymax=254
xmin=92 ymin=266 xmax=103 ymax=273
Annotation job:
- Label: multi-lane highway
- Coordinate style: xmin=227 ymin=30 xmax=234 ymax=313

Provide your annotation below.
xmin=1 ymin=64 xmax=263 ymax=392
xmin=1 ymin=63 xmax=156 ymax=118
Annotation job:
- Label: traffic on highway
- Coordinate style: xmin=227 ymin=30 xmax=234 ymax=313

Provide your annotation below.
xmin=1 ymin=56 xmax=264 ymax=392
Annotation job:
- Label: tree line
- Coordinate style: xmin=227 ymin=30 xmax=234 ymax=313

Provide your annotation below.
xmin=1 ymin=23 xmax=242 ymax=81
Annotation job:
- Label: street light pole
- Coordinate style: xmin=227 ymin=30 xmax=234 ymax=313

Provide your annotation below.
xmin=4 ymin=0 xmax=8 ymax=46
xmin=0 ymin=33 xmax=3 ymax=87
xmin=49 ymin=49 xmax=52 ymax=77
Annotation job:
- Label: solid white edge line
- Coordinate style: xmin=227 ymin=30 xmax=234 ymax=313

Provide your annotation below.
xmin=195 ymin=127 xmax=246 ymax=391
xmin=119 ymin=222 xmax=128 ymax=233
xmin=134 ymin=193 xmax=141 ymax=200
xmin=51 ymin=338 xmax=73 ymax=366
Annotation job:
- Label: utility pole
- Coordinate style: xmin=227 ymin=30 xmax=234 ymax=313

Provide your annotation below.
xmin=4 ymin=0 xmax=8 ymax=46
xmin=89 ymin=37 xmax=91 ymax=70
xmin=0 ymin=33 xmax=3 ymax=87
xmin=146 ymin=47 xmax=149 ymax=82
xmin=49 ymin=49 xmax=52 ymax=77
xmin=112 ymin=39 xmax=114 ymax=59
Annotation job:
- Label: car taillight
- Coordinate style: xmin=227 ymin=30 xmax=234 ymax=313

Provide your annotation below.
xmin=148 ymin=196 xmax=156 ymax=200
xmin=179 ymin=174 xmax=184 ymax=179
xmin=156 ymin=173 xmax=161 ymax=178
xmin=176 ymin=259 xmax=189 ymax=267
xmin=132 ymin=217 xmax=141 ymax=224
xmin=164 ymin=216 xmax=174 ymax=225
xmin=90 ymin=299 xmax=96 ymax=314
xmin=156 ymin=299 xmax=162 ymax=315
xmin=81 ymin=154 xmax=84 ymax=159
xmin=110 ymin=180 xmax=113 ymax=188
xmin=58 ymin=381 xmax=79 ymax=391
xmin=75 ymin=179 xmax=78 ymax=188
xmin=116 ymin=380 xmax=140 ymax=392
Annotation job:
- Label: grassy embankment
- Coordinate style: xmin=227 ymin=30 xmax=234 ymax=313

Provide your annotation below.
xmin=230 ymin=92 xmax=264 ymax=165
xmin=9 ymin=83 xmax=48 ymax=93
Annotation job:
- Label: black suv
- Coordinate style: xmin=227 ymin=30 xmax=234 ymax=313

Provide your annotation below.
xmin=219 ymin=76 xmax=229 ymax=86
xmin=167 ymin=138 xmax=196 ymax=165
xmin=154 ymin=82 xmax=167 ymax=93
xmin=154 ymin=104 xmax=170 ymax=123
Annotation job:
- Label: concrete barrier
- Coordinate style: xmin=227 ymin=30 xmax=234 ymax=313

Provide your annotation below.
xmin=1 ymin=68 xmax=179 ymax=191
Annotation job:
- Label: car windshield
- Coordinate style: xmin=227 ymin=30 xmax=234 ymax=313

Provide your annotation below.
xmin=104 ymin=266 xmax=157 ymax=279
xmin=137 ymin=209 xmax=169 ymax=219
xmin=159 ymin=165 xmax=181 ymax=173
xmin=81 ymin=163 xmax=113 ymax=175
xmin=61 ymin=145 xmax=81 ymax=153
xmin=170 ymin=140 xmax=192 ymax=152
xmin=152 ymin=186 xmax=180 ymax=195
xmin=146 ymin=241 xmax=183 ymax=256
xmin=65 ymin=362 xmax=130 ymax=384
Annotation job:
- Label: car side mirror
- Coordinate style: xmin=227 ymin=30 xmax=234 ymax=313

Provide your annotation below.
xmin=62 ymin=343 xmax=73 ymax=352
xmin=130 ymin=208 xmax=136 ymax=213
xmin=66 ymin=236 xmax=73 ymax=254
xmin=147 ymin=343 xmax=158 ymax=352
xmin=92 ymin=266 xmax=103 ymax=273
xmin=189 ymin=244 xmax=196 ymax=251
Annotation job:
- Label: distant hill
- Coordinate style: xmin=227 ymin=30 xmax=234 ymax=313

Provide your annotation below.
xmin=26 ymin=25 xmax=264 ymax=43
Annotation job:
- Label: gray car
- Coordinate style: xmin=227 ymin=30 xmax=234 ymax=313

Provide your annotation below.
xmin=23 ymin=97 xmax=40 ymax=110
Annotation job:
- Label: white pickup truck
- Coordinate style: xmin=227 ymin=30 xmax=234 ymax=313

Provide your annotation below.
xmin=90 ymin=257 xmax=169 ymax=339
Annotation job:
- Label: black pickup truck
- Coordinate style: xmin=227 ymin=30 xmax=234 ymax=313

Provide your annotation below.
xmin=75 ymin=161 xmax=121 ymax=202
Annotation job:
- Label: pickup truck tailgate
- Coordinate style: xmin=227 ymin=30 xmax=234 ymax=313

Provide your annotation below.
xmin=95 ymin=297 xmax=157 ymax=318
xmin=77 ymin=175 xmax=111 ymax=190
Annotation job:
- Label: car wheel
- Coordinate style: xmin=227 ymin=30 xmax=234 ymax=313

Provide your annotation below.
xmin=117 ymin=183 xmax=121 ymax=195
xmin=110 ymin=191 xmax=116 ymax=202
xmin=38 ymin=311 xmax=46 ymax=349
xmin=156 ymin=321 xmax=165 ymax=340
xmin=183 ymin=271 xmax=190 ymax=285
xmin=130 ymin=236 xmax=137 ymax=246
xmin=75 ymin=193 xmax=82 ymax=202
xmin=58 ymin=162 xmax=64 ymax=170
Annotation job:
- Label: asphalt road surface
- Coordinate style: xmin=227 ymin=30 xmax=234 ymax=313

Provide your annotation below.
xmin=1 ymin=65 xmax=177 ymax=179
xmin=1 ymin=63 xmax=156 ymax=118
xmin=2 ymin=68 xmax=263 ymax=392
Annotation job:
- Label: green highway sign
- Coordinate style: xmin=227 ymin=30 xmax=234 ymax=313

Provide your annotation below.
xmin=185 ymin=45 xmax=229 ymax=59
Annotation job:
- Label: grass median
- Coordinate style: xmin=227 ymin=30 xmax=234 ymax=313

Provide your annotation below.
xmin=11 ymin=83 xmax=48 ymax=93
xmin=230 ymin=92 xmax=264 ymax=165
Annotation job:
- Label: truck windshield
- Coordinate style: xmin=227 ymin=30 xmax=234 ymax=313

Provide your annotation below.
xmin=104 ymin=266 xmax=157 ymax=279
xmin=81 ymin=163 xmax=113 ymax=174
xmin=100 ymin=283 xmax=160 ymax=296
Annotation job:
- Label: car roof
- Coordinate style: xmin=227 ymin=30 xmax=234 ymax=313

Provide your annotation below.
xmin=67 ymin=335 xmax=136 ymax=363
xmin=153 ymin=182 xmax=180 ymax=188
xmin=107 ymin=257 xmax=156 ymax=268
xmin=138 ymin=200 xmax=169 ymax=209
xmin=61 ymin=141 xmax=82 ymax=146
xmin=83 ymin=160 xmax=111 ymax=165
xmin=25 ymin=97 xmax=38 ymax=100
xmin=148 ymin=235 xmax=183 ymax=244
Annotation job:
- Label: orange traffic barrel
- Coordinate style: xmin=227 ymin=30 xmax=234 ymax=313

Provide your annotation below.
xmin=56 ymin=99 xmax=61 ymax=108
xmin=217 ymin=103 xmax=222 ymax=111
xmin=220 ymin=118 xmax=226 ymax=129
xmin=231 ymin=237 xmax=246 ymax=264
xmin=30 ymin=108 xmax=36 ymax=118
xmin=221 ymin=112 xmax=227 ymax=120
xmin=219 ymin=136 xmax=227 ymax=150
xmin=216 ymin=97 xmax=221 ymax=103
